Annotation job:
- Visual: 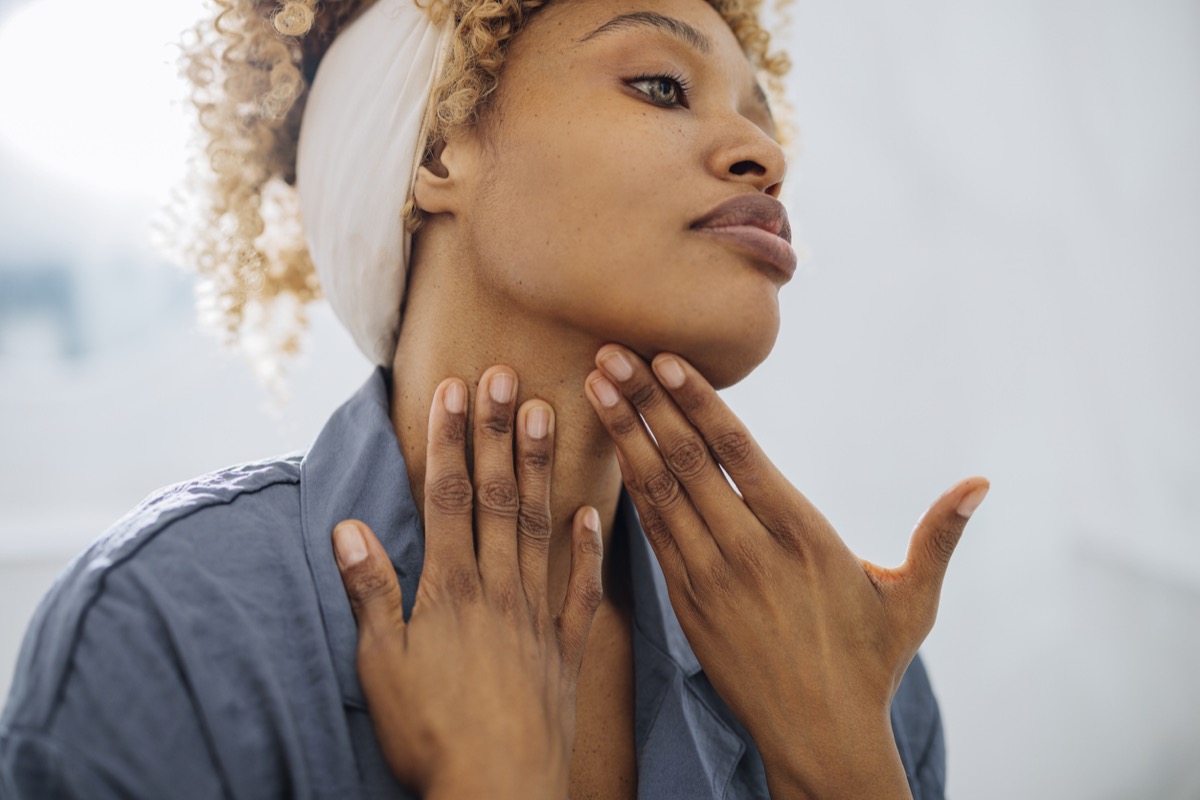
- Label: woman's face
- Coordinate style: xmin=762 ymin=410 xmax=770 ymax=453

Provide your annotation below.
xmin=425 ymin=0 xmax=791 ymax=389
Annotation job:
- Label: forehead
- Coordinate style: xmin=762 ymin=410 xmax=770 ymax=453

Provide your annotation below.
xmin=514 ymin=0 xmax=768 ymax=107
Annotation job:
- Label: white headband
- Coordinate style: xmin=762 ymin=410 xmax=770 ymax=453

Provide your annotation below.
xmin=296 ymin=0 xmax=455 ymax=366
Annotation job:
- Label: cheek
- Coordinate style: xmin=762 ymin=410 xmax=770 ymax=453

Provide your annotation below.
xmin=464 ymin=111 xmax=782 ymax=372
xmin=473 ymin=113 xmax=685 ymax=292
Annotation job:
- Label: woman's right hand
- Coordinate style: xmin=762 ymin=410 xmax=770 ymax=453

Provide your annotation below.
xmin=330 ymin=367 xmax=605 ymax=800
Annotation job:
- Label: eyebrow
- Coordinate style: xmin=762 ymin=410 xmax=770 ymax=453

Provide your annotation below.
xmin=576 ymin=11 xmax=775 ymax=127
xmin=578 ymin=11 xmax=713 ymax=55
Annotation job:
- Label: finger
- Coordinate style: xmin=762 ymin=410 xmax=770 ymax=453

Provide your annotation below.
xmin=555 ymin=507 xmax=605 ymax=676
xmin=585 ymin=366 xmax=720 ymax=574
xmin=423 ymin=378 xmax=479 ymax=589
xmin=647 ymin=351 xmax=827 ymax=540
xmin=515 ymin=399 xmax=555 ymax=613
xmin=333 ymin=520 xmax=405 ymax=634
xmin=899 ymin=478 xmax=989 ymax=597
xmin=596 ymin=345 xmax=760 ymax=544
xmin=614 ymin=445 xmax=694 ymax=597
xmin=472 ymin=367 xmax=521 ymax=593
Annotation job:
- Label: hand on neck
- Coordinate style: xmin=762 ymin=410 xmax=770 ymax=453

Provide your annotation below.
xmin=388 ymin=239 xmax=628 ymax=615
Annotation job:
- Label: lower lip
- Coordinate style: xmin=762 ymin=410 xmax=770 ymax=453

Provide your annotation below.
xmin=692 ymin=225 xmax=797 ymax=279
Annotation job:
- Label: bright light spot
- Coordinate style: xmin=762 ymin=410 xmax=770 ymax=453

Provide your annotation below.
xmin=0 ymin=0 xmax=206 ymax=204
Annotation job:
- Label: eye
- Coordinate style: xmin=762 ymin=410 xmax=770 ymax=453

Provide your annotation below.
xmin=628 ymin=72 xmax=692 ymax=109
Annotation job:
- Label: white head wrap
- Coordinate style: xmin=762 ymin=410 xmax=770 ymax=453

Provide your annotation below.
xmin=296 ymin=1 xmax=455 ymax=365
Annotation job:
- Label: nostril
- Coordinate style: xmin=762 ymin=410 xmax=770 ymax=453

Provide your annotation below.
xmin=729 ymin=160 xmax=766 ymax=177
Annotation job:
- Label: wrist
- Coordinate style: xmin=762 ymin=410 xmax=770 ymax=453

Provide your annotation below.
xmin=756 ymin=719 xmax=913 ymax=800
xmin=424 ymin=759 xmax=566 ymax=800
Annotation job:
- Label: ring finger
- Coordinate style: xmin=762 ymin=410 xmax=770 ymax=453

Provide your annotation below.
xmin=585 ymin=368 xmax=720 ymax=577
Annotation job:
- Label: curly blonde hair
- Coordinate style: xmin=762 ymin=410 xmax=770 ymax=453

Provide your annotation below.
xmin=159 ymin=0 xmax=795 ymax=388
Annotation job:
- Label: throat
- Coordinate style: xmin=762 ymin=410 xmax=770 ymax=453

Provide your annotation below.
xmin=569 ymin=595 xmax=639 ymax=800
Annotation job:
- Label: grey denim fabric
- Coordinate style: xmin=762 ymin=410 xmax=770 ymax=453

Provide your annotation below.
xmin=0 ymin=367 xmax=946 ymax=799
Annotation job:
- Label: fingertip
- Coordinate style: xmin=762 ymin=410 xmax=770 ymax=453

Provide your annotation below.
xmin=956 ymin=480 xmax=990 ymax=519
xmin=582 ymin=506 xmax=600 ymax=535
xmin=431 ymin=377 xmax=467 ymax=417
xmin=333 ymin=521 xmax=368 ymax=569
xmin=651 ymin=354 xmax=687 ymax=389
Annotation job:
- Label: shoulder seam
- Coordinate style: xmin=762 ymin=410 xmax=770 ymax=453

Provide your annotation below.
xmin=35 ymin=458 xmax=303 ymax=733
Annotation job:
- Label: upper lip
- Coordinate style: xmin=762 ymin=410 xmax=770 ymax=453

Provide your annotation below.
xmin=689 ymin=194 xmax=792 ymax=245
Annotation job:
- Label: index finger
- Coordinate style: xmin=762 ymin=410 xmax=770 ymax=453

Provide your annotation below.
xmin=649 ymin=353 xmax=827 ymax=535
xmin=422 ymin=377 xmax=479 ymax=587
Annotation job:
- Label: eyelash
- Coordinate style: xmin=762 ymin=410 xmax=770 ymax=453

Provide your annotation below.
xmin=628 ymin=71 xmax=693 ymax=109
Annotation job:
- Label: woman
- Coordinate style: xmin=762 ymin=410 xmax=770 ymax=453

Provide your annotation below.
xmin=0 ymin=0 xmax=987 ymax=797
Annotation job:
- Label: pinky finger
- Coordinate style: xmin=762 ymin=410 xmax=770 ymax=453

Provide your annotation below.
xmin=555 ymin=507 xmax=605 ymax=676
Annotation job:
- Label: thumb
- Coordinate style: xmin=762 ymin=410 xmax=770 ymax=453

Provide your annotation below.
xmin=333 ymin=520 xmax=406 ymax=634
xmin=901 ymin=477 xmax=990 ymax=596
xmin=555 ymin=506 xmax=605 ymax=678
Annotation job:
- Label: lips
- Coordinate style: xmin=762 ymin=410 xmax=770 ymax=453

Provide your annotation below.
xmin=690 ymin=194 xmax=796 ymax=279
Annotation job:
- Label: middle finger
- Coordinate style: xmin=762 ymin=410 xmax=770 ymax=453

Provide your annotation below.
xmin=585 ymin=363 xmax=720 ymax=575
xmin=593 ymin=347 xmax=758 ymax=542
xmin=472 ymin=366 xmax=521 ymax=595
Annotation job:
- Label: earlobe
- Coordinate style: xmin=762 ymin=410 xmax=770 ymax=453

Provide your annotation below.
xmin=412 ymin=134 xmax=473 ymax=215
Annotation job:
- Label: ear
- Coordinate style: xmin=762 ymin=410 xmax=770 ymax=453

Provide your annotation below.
xmin=412 ymin=130 xmax=481 ymax=215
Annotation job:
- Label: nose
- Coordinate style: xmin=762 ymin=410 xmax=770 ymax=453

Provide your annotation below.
xmin=707 ymin=117 xmax=788 ymax=198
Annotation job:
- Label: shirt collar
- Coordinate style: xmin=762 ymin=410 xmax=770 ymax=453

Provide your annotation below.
xmin=300 ymin=367 xmax=702 ymax=709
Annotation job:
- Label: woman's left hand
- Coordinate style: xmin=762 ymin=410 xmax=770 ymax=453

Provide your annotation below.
xmin=584 ymin=344 xmax=989 ymax=800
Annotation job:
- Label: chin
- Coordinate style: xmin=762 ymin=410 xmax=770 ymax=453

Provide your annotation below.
xmin=633 ymin=308 xmax=781 ymax=391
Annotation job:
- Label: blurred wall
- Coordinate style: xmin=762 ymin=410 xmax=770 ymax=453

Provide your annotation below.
xmin=1 ymin=0 xmax=1198 ymax=798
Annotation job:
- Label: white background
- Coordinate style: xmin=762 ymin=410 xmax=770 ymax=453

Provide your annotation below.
xmin=1 ymin=0 xmax=1198 ymax=798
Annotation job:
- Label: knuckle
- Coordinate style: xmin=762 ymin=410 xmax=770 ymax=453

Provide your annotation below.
xmin=344 ymin=562 xmax=394 ymax=607
xmin=609 ymin=411 xmax=641 ymax=439
xmin=641 ymin=510 xmax=673 ymax=551
xmin=476 ymin=478 xmax=519 ymax=518
xmin=677 ymin=385 xmax=709 ymax=415
xmin=710 ymin=430 xmax=754 ymax=471
xmin=489 ymin=582 xmax=519 ymax=616
xmin=678 ymin=584 xmax=704 ymax=621
xmin=518 ymin=504 xmax=552 ymax=543
xmin=642 ymin=469 xmax=684 ymax=510
xmin=481 ymin=412 xmax=513 ymax=439
xmin=427 ymin=474 xmax=473 ymax=515
xmin=664 ymin=437 xmax=709 ymax=480
xmin=627 ymin=381 xmax=660 ymax=410
xmin=770 ymin=513 xmax=809 ymax=561
xmin=437 ymin=412 xmax=467 ymax=445
xmin=927 ymin=525 xmax=961 ymax=564
xmin=572 ymin=575 xmax=605 ymax=613
xmin=704 ymin=558 xmax=738 ymax=598
xmin=577 ymin=532 xmax=604 ymax=562
xmin=520 ymin=446 xmax=551 ymax=473
xmin=444 ymin=564 xmax=480 ymax=602
xmin=730 ymin=536 xmax=771 ymax=582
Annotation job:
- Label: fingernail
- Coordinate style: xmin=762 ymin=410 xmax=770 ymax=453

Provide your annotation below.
xmin=590 ymin=376 xmax=620 ymax=407
xmin=957 ymin=485 xmax=990 ymax=519
xmin=333 ymin=523 xmax=367 ymax=567
xmin=653 ymin=356 xmax=686 ymax=389
xmin=527 ymin=405 xmax=550 ymax=439
xmin=583 ymin=507 xmax=600 ymax=533
xmin=600 ymin=351 xmax=634 ymax=381
xmin=489 ymin=372 xmax=514 ymax=404
xmin=443 ymin=380 xmax=465 ymax=414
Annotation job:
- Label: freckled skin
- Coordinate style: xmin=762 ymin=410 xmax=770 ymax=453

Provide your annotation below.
xmin=409 ymin=0 xmax=788 ymax=390
xmin=347 ymin=7 xmax=977 ymax=798
xmin=385 ymin=2 xmax=789 ymax=796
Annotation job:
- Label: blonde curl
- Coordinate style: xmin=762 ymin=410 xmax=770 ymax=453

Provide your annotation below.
xmin=159 ymin=0 xmax=795 ymax=391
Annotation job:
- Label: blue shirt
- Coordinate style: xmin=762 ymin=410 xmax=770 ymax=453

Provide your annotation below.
xmin=0 ymin=367 xmax=946 ymax=799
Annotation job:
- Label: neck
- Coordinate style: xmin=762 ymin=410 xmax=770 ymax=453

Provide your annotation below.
xmin=389 ymin=233 xmax=626 ymax=613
